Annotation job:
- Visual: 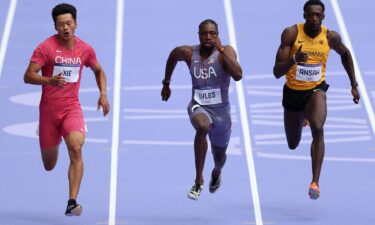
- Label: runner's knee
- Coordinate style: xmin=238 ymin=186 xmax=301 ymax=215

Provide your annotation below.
xmin=286 ymin=133 xmax=301 ymax=149
xmin=43 ymin=161 xmax=56 ymax=171
xmin=287 ymin=137 xmax=301 ymax=149
xmin=311 ymin=124 xmax=324 ymax=140
xmin=195 ymin=121 xmax=210 ymax=134
xmin=68 ymin=144 xmax=83 ymax=161
xmin=40 ymin=147 xmax=58 ymax=171
xmin=288 ymin=143 xmax=299 ymax=150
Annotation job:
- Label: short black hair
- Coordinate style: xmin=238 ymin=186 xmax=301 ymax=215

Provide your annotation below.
xmin=199 ymin=19 xmax=218 ymax=32
xmin=303 ymin=0 xmax=325 ymax=12
xmin=52 ymin=3 xmax=77 ymax=24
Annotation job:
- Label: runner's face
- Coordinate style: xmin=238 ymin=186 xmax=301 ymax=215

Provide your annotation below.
xmin=304 ymin=5 xmax=324 ymax=32
xmin=198 ymin=23 xmax=218 ymax=51
xmin=55 ymin=14 xmax=77 ymax=41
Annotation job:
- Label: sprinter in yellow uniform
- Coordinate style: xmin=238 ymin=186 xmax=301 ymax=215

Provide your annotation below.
xmin=273 ymin=0 xmax=360 ymax=200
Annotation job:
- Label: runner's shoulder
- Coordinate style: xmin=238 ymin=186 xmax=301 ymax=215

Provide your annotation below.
xmin=281 ymin=25 xmax=298 ymax=46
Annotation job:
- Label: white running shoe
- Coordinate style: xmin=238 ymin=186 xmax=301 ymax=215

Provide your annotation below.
xmin=187 ymin=184 xmax=203 ymax=200
xmin=65 ymin=200 xmax=82 ymax=216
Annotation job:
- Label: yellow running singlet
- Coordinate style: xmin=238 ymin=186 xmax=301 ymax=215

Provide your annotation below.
xmin=286 ymin=23 xmax=330 ymax=90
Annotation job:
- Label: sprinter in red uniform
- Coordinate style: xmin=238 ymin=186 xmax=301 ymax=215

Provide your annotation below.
xmin=23 ymin=3 xmax=110 ymax=216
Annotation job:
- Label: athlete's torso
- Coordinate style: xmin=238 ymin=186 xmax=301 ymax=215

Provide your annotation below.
xmin=31 ymin=35 xmax=97 ymax=99
xmin=286 ymin=23 xmax=330 ymax=90
xmin=189 ymin=45 xmax=231 ymax=108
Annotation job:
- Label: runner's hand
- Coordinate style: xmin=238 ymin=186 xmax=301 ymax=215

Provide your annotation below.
xmin=213 ymin=37 xmax=224 ymax=52
xmin=161 ymin=85 xmax=171 ymax=101
xmin=352 ymin=86 xmax=360 ymax=104
xmin=97 ymin=94 xmax=110 ymax=116
xmin=49 ymin=73 xmax=65 ymax=88
xmin=294 ymin=45 xmax=308 ymax=63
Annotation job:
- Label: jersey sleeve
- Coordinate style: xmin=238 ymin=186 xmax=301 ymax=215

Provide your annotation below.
xmin=30 ymin=45 xmax=47 ymax=66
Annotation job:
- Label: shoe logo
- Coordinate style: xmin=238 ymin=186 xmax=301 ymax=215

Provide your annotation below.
xmin=297 ymin=40 xmax=305 ymax=43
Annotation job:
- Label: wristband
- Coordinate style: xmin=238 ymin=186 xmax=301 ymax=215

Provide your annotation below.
xmin=292 ymin=54 xmax=297 ymax=64
xmin=162 ymin=79 xmax=171 ymax=86
xmin=351 ymin=81 xmax=358 ymax=88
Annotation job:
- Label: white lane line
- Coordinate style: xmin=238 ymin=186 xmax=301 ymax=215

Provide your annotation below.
xmin=244 ymin=71 xmax=347 ymax=80
xmin=258 ymin=152 xmax=375 ymax=163
xmin=247 ymin=90 xmax=281 ymax=97
xmin=124 ymin=140 xmax=193 ymax=146
xmin=250 ymin=104 xmax=362 ymax=114
xmin=3 ymin=120 xmax=109 ymax=143
xmin=123 ymin=137 xmax=243 ymax=155
xmin=123 ymin=85 xmax=190 ymax=91
xmin=255 ymin=131 xmax=370 ymax=141
xmin=251 ymin=115 xmax=367 ymax=124
xmin=249 ymin=103 xmax=280 ymax=109
xmin=124 ymin=115 xmax=187 ymax=120
xmin=123 ymin=115 xmax=239 ymax=124
xmin=252 ymin=120 xmax=368 ymax=129
xmin=250 ymin=109 xmax=283 ymax=114
xmin=328 ymin=105 xmax=361 ymax=111
xmin=108 ymin=0 xmax=124 ymax=224
xmin=331 ymin=0 xmax=375 ymax=135
xmin=256 ymin=135 xmax=371 ymax=145
xmin=223 ymin=0 xmax=263 ymax=224
xmin=328 ymin=100 xmax=363 ymax=104
xmin=0 ymin=0 xmax=17 ymax=79
xmin=247 ymin=85 xmax=281 ymax=90
xmin=124 ymin=109 xmax=186 ymax=113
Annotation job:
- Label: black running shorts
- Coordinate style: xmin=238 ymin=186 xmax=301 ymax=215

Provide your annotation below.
xmin=282 ymin=81 xmax=329 ymax=112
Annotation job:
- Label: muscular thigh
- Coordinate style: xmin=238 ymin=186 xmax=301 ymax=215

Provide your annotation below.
xmin=284 ymin=109 xmax=305 ymax=142
xmin=187 ymin=102 xmax=212 ymax=129
xmin=304 ymin=90 xmax=327 ymax=127
xmin=64 ymin=131 xmax=85 ymax=149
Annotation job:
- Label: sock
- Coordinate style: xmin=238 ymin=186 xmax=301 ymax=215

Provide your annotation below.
xmin=68 ymin=199 xmax=77 ymax=206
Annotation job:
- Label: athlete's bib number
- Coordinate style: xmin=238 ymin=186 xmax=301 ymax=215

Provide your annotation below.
xmin=194 ymin=88 xmax=222 ymax=105
xmin=296 ymin=63 xmax=322 ymax=82
xmin=53 ymin=64 xmax=80 ymax=83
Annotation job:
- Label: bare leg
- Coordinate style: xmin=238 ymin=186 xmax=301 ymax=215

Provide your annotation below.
xmin=64 ymin=131 xmax=85 ymax=200
xmin=40 ymin=145 xmax=59 ymax=171
xmin=191 ymin=113 xmax=211 ymax=185
xmin=305 ymin=91 xmax=327 ymax=185
xmin=284 ymin=109 xmax=305 ymax=149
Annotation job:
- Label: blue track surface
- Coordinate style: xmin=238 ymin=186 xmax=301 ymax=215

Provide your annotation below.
xmin=1 ymin=1 xmax=374 ymax=225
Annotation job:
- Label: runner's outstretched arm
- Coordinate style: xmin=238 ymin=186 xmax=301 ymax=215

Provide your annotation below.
xmin=328 ymin=31 xmax=360 ymax=103
xmin=161 ymin=46 xmax=192 ymax=101
xmin=91 ymin=62 xmax=110 ymax=116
